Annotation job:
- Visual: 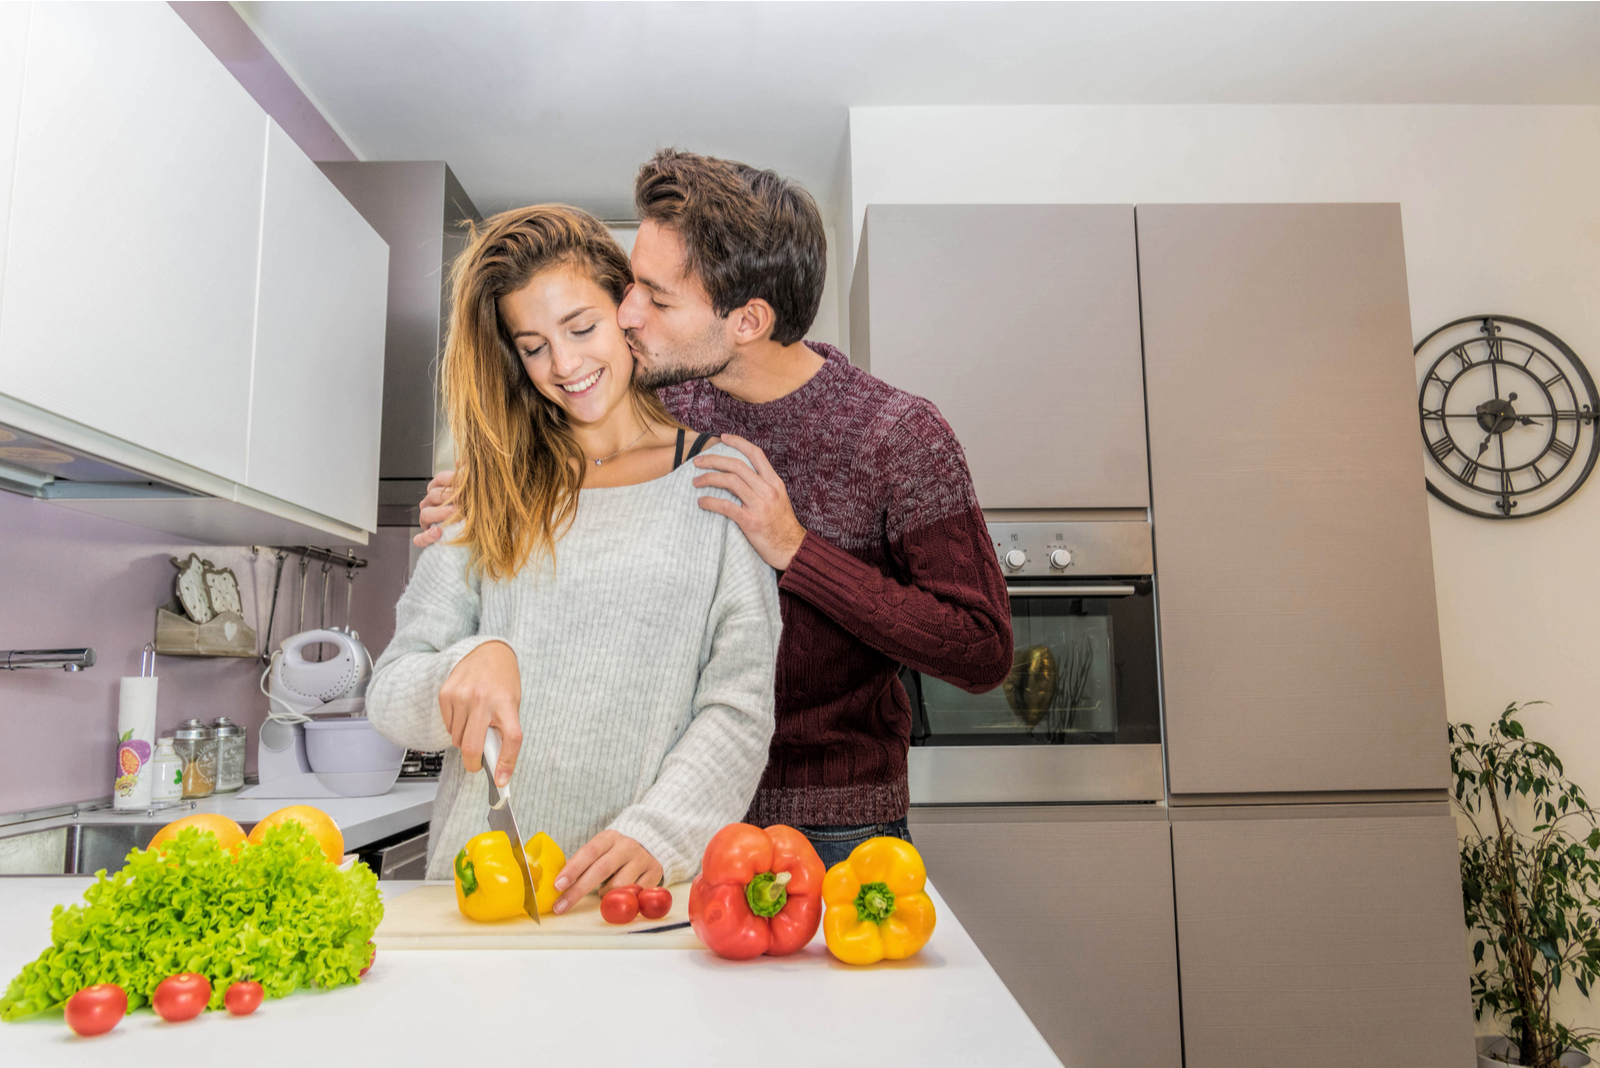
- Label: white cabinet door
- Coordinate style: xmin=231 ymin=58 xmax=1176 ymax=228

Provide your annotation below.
xmin=0 ymin=4 xmax=30 ymax=318
xmin=0 ymin=2 xmax=266 ymax=483
xmin=247 ymin=122 xmax=388 ymax=532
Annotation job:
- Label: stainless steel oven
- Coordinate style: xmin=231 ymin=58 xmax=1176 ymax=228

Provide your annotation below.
xmin=905 ymin=521 xmax=1164 ymax=804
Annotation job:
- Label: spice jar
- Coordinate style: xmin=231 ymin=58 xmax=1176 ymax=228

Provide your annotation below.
xmin=211 ymin=717 xmax=246 ymax=793
xmin=150 ymin=736 xmax=184 ymax=804
xmin=172 ymin=718 xmax=217 ymax=799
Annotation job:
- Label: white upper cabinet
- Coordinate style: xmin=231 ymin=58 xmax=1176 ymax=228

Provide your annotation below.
xmin=0 ymin=4 xmax=29 ymax=313
xmin=248 ymin=122 xmax=389 ymax=532
xmin=0 ymin=2 xmax=266 ymax=484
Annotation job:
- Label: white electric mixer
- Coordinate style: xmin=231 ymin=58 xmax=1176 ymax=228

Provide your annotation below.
xmin=240 ymin=627 xmax=402 ymax=798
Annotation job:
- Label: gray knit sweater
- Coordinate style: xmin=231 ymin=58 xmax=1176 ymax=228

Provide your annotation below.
xmin=366 ymin=444 xmax=781 ymax=884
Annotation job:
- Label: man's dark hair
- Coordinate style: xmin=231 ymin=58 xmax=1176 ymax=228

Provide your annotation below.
xmin=634 ymin=149 xmax=826 ymax=346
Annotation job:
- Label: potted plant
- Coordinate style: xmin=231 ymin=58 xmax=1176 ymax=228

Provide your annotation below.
xmin=1452 ymin=702 xmax=1600 ymax=1067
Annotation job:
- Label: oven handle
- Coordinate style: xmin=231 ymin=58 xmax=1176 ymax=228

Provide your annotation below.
xmin=1005 ymin=584 xmax=1140 ymax=598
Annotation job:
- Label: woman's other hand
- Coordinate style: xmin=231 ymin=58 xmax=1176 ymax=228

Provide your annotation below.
xmin=439 ymin=640 xmax=521 ymax=787
xmin=414 ymin=469 xmax=460 ymax=548
xmin=551 ymin=830 xmax=664 ymax=915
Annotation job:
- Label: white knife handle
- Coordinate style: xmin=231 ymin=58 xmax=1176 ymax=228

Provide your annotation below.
xmin=483 ymin=726 xmax=511 ymax=809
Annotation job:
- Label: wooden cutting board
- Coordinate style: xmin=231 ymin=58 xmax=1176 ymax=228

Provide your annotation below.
xmin=375 ymin=882 xmax=702 ymax=950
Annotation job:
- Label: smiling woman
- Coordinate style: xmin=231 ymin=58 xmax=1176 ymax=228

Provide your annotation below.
xmin=364 ymin=205 xmax=781 ymax=911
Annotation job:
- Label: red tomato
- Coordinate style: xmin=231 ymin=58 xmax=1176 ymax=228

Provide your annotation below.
xmin=637 ymin=886 xmax=673 ymax=920
xmin=152 ymin=973 xmax=211 ymax=1022
xmin=600 ymin=887 xmax=640 ymax=924
xmin=609 ymin=884 xmax=642 ymax=895
xmin=223 ymin=980 xmax=262 ymax=1016
xmin=64 ymin=983 xmax=126 ymax=1037
xmin=360 ymin=941 xmax=376 ymax=978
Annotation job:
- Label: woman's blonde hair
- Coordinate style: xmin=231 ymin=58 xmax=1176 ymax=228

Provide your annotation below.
xmin=442 ymin=204 xmax=675 ymax=580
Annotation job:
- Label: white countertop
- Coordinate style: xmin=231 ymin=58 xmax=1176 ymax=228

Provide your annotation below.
xmin=8 ymin=782 xmax=437 ymax=853
xmin=0 ymin=876 xmax=1061 ymax=1066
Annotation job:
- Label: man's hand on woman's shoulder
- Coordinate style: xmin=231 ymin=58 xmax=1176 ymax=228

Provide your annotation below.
xmin=414 ymin=469 xmax=459 ymax=548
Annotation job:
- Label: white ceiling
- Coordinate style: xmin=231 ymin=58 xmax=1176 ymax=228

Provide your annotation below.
xmin=237 ymin=1 xmax=1600 ymax=219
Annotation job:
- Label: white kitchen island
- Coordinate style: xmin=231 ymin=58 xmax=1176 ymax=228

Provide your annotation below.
xmin=0 ymin=875 xmax=1061 ymax=1066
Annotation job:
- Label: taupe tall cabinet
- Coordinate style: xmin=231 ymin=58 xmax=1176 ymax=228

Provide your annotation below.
xmin=1138 ymin=203 xmax=1450 ymax=800
xmin=850 ymin=204 xmax=1149 ymax=509
xmin=1138 ymin=204 xmax=1471 ymax=1066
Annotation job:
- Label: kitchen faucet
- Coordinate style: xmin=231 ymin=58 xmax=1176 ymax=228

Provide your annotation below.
xmin=2 ymin=648 xmax=96 ymax=671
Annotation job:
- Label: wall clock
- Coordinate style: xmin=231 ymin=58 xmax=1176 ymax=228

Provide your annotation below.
xmin=1416 ymin=315 xmax=1599 ymax=519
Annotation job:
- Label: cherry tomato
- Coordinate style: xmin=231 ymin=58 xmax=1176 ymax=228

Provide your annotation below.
xmin=64 ymin=983 xmax=126 ymax=1037
xmin=600 ymin=887 xmax=639 ymax=924
xmin=360 ymin=941 xmax=376 ymax=978
xmin=637 ymin=886 xmax=673 ymax=920
xmin=152 ymin=973 xmax=211 ymax=1022
xmin=223 ymin=980 xmax=263 ymax=1016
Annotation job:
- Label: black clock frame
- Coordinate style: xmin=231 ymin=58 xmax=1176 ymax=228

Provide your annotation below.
xmin=1416 ymin=315 xmax=1599 ymax=520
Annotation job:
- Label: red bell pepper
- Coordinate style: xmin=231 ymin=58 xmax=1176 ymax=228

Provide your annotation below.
xmin=688 ymin=823 xmax=824 ymax=959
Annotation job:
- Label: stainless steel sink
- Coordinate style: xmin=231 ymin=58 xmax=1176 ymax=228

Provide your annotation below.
xmin=0 ymin=823 xmax=178 ymax=875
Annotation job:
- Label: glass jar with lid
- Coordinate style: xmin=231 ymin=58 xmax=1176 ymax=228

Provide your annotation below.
xmin=172 ymin=718 xmax=217 ymax=799
xmin=150 ymin=735 xmax=184 ymax=803
xmin=211 ymin=717 xmax=246 ymax=793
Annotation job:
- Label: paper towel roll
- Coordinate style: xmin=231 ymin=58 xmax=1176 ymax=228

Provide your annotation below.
xmin=114 ymin=676 xmax=159 ymax=810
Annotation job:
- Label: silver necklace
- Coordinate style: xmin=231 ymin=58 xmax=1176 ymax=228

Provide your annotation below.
xmin=589 ymin=424 xmax=651 ymax=466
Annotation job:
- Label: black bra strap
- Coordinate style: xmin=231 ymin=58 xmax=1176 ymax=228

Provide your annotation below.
xmin=673 ymin=429 xmax=714 ymax=470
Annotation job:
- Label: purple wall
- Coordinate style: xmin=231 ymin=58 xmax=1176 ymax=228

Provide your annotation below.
xmin=0 ymin=491 xmax=413 ymax=814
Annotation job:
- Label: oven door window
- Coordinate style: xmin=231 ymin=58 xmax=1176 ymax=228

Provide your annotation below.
xmin=920 ymin=596 xmax=1120 ymax=744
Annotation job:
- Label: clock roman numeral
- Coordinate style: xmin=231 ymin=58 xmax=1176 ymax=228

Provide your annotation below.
xmin=1429 ymin=436 xmax=1456 ymax=462
xmin=1460 ymin=458 xmax=1480 ymax=484
xmin=1485 ymin=337 xmax=1503 ymax=362
xmin=1531 ymin=462 xmax=1550 ymax=486
xmin=1549 ymin=438 xmax=1574 ymax=460
xmin=1421 ymin=407 xmax=1444 ymax=420
xmin=1455 ymin=345 xmax=1475 ymax=368
xmin=1544 ymin=373 xmax=1566 ymax=389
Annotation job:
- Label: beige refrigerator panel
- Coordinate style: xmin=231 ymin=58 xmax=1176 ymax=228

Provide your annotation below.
xmin=1170 ymin=807 xmax=1473 ymax=1067
xmin=909 ymin=807 xmax=1183 ymax=1068
xmin=1138 ymin=203 xmax=1449 ymax=799
xmin=852 ymin=204 xmax=1150 ymax=509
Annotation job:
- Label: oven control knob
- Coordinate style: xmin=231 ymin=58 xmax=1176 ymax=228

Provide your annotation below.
xmin=1049 ymin=549 xmax=1073 ymax=570
xmin=1004 ymin=549 xmax=1028 ymax=570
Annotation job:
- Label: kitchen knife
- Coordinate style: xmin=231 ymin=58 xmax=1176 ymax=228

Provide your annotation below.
xmin=482 ymin=726 xmax=540 ymax=923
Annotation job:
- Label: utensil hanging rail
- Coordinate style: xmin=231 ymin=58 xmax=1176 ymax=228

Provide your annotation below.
xmin=255 ymin=546 xmax=368 ymax=569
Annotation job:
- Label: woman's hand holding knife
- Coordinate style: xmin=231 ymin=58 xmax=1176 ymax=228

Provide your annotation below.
xmin=439 ymin=640 xmax=522 ymax=787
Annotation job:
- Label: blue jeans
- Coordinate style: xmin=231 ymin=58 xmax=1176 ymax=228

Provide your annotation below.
xmin=795 ymin=817 xmax=913 ymax=869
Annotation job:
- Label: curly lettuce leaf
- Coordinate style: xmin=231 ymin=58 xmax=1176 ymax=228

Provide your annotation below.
xmin=1 ymin=821 xmax=382 ymax=1020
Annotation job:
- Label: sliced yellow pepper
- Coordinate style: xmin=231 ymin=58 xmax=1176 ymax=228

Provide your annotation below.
xmin=821 ymin=836 xmax=937 ymax=965
xmin=453 ymin=831 xmax=526 ymax=922
xmin=523 ymin=831 xmax=565 ymax=915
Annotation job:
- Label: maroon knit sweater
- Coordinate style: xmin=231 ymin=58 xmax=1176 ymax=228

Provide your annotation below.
xmin=659 ymin=342 xmax=1013 ymax=826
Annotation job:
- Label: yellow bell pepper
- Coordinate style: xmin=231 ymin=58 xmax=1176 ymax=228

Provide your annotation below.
xmin=523 ymin=831 xmax=565 ymax=915
xmin=453 ymin=831 xmax=527 ymax=922
xmin=822 ymin=836 xmax=937 ymax=964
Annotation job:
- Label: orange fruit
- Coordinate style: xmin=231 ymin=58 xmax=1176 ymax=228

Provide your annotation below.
xmin=247 ymin=805 xmax=343 ymax=864
xmin=147 ymin=813 xmax=246 ymax=855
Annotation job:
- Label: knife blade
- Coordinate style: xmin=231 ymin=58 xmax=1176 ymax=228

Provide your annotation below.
xmin=482 ymin=726 xmax=540 ymax=923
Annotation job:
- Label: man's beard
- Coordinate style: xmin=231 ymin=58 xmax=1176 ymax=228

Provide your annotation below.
xmin=627 ymin=323 xmax=734 ymax=391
